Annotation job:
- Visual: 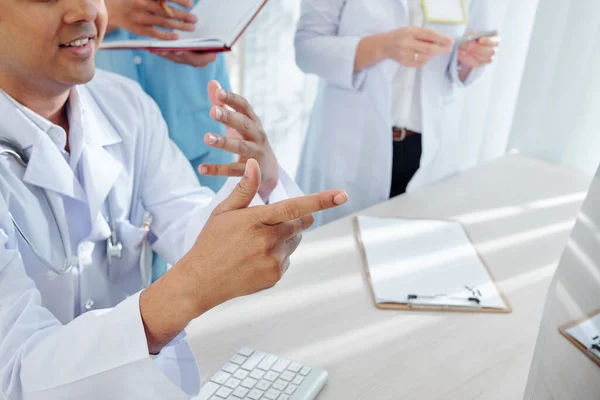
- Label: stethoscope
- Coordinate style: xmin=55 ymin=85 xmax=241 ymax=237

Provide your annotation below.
xmin=0 ymin=138 xmax=123 ymax=275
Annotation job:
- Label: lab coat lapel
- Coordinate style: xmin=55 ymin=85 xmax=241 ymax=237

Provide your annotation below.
xmin=77 ymin=86 xmax=123 ymax=236
xmin=0 ymin=90 xmax=86 ymax=201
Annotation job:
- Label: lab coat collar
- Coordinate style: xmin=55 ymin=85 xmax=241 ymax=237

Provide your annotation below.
xmin=76 ymin=85 xmax=124 ymax=231
xmin=0 ymin=88 xmax=87 ymax=201
xmin=0 ymin=84 xmax=124 ymax=227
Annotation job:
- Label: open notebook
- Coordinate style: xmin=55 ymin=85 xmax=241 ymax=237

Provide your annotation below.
xmin=100 ymin=0 xmax=268 ymax=51
xmin=354 ymin=216 xmax=511 ymax=312
xmin=560 ymin=311 xmax=600 ymax=367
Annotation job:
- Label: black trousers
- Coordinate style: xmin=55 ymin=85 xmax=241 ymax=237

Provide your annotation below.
xmin=389 ymin=134 xmax=422 ymax=198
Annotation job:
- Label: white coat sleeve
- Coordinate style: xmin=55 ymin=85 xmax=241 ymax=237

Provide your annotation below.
xmin=0 ymin=196 xmax=192 ymax=400
xmin=447 ymin=0 xmax=494 ymax=87
xmin=294 ymin=0 xmax=367 ymax=90
xmin=137 ymin=93 xmax=303 ymax=267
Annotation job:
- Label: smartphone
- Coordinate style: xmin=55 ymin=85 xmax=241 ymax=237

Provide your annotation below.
xmin=455 ymin=30 xmax=498 ymax=45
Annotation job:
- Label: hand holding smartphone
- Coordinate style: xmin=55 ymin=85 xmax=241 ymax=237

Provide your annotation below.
xmin=455 ymin=30 xmax=498 ymax=45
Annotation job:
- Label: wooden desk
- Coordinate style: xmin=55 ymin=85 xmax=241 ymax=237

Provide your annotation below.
xmin=188 ymin=155 xmax=591 ymax=400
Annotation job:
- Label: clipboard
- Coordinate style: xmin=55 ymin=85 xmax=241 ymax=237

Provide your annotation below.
xmin=353 ymin=216 xmax=512 ymax=313
xmin=559 ymin=309 xmax=600 ymax=368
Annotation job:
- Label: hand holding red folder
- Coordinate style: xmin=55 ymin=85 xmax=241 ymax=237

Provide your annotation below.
xmin=104 ymin=0 xmax=198 ymax=41
xmin=150 ymin=49 xmax=218 ymax=67
xmin=101 ymin=0 xmax=270 ymax=52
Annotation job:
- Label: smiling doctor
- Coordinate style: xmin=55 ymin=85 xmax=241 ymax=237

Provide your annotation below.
xmin=0 ymin=0 xmax=347 ymax=398
xmin=295 ymin=0 xmax=498 ymax=226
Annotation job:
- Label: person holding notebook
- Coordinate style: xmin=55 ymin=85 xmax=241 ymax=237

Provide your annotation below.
xmin=96 ymin=0 xmax=234 ymax=279
xmin=0 ymin=0 xmax=348 ymax=398
xmin=295 ymin=0 xmax=498 ymax=227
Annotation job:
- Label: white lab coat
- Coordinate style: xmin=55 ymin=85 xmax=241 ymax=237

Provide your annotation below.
xmin=0 ymin=70 xmax=301 ymax=400
xmin=295 ymin=0 xmax=492 ymax=226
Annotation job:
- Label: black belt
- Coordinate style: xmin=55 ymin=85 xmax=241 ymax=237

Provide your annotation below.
xmin=392 ymin=127 xmax=420 ymax=142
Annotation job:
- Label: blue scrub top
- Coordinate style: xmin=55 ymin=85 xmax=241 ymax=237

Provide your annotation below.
xmin=95 ymin=28 xmax=232 ymax=193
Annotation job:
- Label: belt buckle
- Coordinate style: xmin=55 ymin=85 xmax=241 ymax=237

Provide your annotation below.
xmin=394 ymin=127 xmax=407 ymax=142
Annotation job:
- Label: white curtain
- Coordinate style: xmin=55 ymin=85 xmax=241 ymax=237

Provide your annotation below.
xmin=508 ymin=0 xmax=600 ymax=176
xmin=226 ymin=0 xmax=600 ymax=180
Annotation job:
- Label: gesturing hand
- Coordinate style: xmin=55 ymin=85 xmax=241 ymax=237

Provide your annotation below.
xmin=185 ymin=159 xmax=348 ymax=311
xmin=199 ymin=81 xmax=280 ymax=201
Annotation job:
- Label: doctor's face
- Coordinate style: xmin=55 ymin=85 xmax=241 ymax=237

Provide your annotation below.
xmin=0 ymin=0 xmax=107 ymax=91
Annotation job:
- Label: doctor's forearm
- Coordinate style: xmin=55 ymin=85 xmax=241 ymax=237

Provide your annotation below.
xmin=139 ymin=262 xmax=205 ymax=354
xmin=354 ymin=34 xmax=388 ymax=72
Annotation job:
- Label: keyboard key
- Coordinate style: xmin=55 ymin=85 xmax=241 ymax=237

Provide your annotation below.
xmin=256 ymin=380 xmax=271 ymax=391
xmin=247 ymin=389 xmax=264 ymax=400
xmin=284 ymin=384 xmax=297 ymax=395
xmin=277 ymin=395 xmax=290 ymax=400
xmin=241 ymin=351 xmax=266 ymax=371
xmin=292 ymin=376 xmax=304 ymax=385
xmin=299 ymin=366 xmax=311 ymax=376
xmin=271 ymin=359 xmax=290 ymax=373
xmin=279 ymin=371 xmax=295 ymax=382
xmin=271 ymin=380 xmax=288 ymax=391
xmin=225 ymin=378 xmax=241 ymax=389
xmin=264 ymin=389 xmax=281 ymax=400
xmin=249 ymin=369 xmax=265 ymax=380
xmin=216 ymin=387 xmax=232 ymax=398
xmin=233 ymin=369 xmax=249 ymax=380
xmin=233 ymin=387 xmax=249 ymax=398
xmin=257 ymin=355 xmax=278 ymax=371
xmin=287 ymin=362 xmax=302 ymax=373
xmin=264 ymin=371 xmax=279 ymax=382
xmin=195 ymin=381 xmax=220 ymax=400
xmin=208 ymin=397 xmax=221 ymax=400
xmin=222 ymin=363 xmax=239 ymax=374
xmin=231 ymin=354 xmax=247 ymax=365
xmin=238 ymin=347 xmax=254 ymax=357
xmin=241 ymin=378 xmax=258 ymax=389
xmin=212 ymin=371 xmax=231 ymax=385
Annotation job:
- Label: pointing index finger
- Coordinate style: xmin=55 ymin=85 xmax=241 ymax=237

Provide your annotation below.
xmin=261 ymin=190 xmax=348 ymax=225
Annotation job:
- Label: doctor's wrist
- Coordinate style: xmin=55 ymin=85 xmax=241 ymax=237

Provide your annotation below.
xmin=139 ymin=264 xmax=202 ymax=354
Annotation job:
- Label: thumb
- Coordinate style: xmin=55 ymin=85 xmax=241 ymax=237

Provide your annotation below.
xmin=213 ymin=159 xmax=261 ymax=214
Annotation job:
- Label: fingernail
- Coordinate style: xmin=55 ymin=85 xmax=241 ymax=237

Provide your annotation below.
xmin=333 ymin=192 xmax=348 ymax=205
xmin=199 ymin=165 xmax=208 ymax=174
xmin=244 ymin=162 xmax=250 ymax=178
xmin=215 ymin=107 xmax=223 ymax=120
xmin=207 ymin=133 xmax=218 ymax=144
xmin=174 ymin=51 xmax=184 ymax=56
xmin=218 ymin=89 xmax=227 ymax=100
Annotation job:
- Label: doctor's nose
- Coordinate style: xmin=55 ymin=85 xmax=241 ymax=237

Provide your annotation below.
xmin=62 ymin=0 xmax=101 ymax=25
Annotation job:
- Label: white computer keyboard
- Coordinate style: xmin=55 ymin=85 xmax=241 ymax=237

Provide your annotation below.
xmin=194 ymin=347 xmax=328 ymax=400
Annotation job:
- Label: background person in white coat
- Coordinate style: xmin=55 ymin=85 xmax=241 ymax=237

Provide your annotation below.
xmin=0 ymin=0 xmax=347 ymax=398
xmin=295 ymin=0 xmax=498 ymax=226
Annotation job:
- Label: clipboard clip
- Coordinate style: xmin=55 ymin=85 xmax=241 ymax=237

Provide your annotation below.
xmin=590 ymin=336 xmax=600 ymax=360
xmin=407 ymin=293 xmax=481 ymax=308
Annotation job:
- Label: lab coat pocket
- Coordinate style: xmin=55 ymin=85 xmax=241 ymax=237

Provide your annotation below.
xmin=106 ymin=220 xmax=148 ymax=282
